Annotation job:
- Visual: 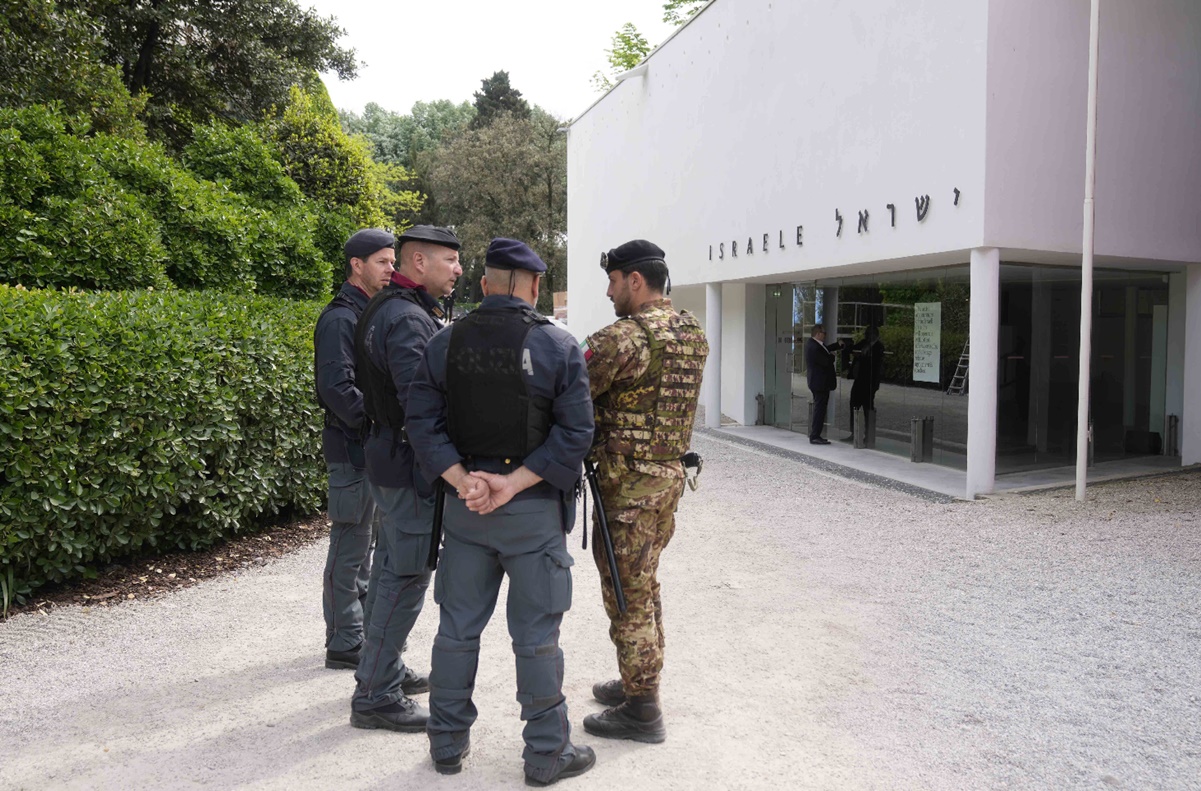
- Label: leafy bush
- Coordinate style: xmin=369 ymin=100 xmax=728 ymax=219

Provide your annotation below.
xmin=0 ymin=285 xmax=326 ymax=601
xmin=0 ymin=0 xmax=146 ymax=138
xmin=0 ymin=106 xmax=171 ymax=290
xmin=1 ymin=106 xmax=333 ymax=299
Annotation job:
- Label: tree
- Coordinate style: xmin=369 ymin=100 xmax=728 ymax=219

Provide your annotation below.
xmin=591 ymin=22 xmax=651 ymax=92
xmin=0 ymin=0 xmax=145 ymax=136
xmin=259 ymin=83 xmax=422 ymax=291
xmin=422 ymin=109 xmax=566 ymax=313
xmin=591 ymin=1 xmax=708 ymax=92
xmin=471 ymin=71 xmax=530 ymax=129
xmin=663 ymin=0 xmax=707 ymax=26
xmin=341 ymin=99 xmax=475 ymax=170
xmin=61 ymin=0 xmax=358 ymax=139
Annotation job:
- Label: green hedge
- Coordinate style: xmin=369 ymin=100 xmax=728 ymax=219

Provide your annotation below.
xmin=0 ymin=105 xmax=333 ymax=299
xmin=0 ymin=285 xmax=326 ymax=601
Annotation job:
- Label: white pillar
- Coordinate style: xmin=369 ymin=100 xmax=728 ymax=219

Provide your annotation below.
xmin=704 ymin=282 xmax=723 ymax=428
xmin=1182 ymin=266 xmax=1201 ymax=465
xmin=966 ymin=248 xmax=1000 ymax=499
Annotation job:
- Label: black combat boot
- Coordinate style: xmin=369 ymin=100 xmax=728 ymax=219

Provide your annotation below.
xmin=400 ymin=665 xmax=430 ymax=695
xmin=591 ymin=679 xmax=625 ymax=707
xmin=524 ymin=745 xmax=597 ymax=786
xmin=325 ymin=643 xmax=361 ymax=670
xmin=582 ymin=695 xmax=666 ymax=743
xmin=349 ymin=696 xmax=429 ymax=732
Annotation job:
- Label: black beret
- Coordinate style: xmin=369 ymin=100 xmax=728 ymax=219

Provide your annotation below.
xmin=344 ymin=228 xmax=395 ymax=261
xmin=485 ymin=237 xmax=547 ymax=273
xmin=397 ymin=224 xmax=461 ymax=250
xmin=601 ymin=239 xmax=666 ymax=273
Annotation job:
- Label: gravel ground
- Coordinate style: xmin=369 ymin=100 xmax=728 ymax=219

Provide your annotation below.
xmin=2 ymin=433 xmax=1198 ymax=790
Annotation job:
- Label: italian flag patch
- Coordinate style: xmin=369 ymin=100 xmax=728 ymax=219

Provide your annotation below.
xmin=580 ymin=338 xmax=593 ymax=362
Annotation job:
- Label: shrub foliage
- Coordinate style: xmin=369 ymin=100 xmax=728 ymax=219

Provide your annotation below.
xmin=0 ymin=285 xmax=326 ymax=601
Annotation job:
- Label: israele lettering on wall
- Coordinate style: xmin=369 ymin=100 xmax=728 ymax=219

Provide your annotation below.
xmin=708 ymin=187 xmax=960 ymax=261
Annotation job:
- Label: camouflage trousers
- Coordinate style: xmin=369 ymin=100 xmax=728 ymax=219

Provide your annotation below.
xmin=592 ymin=454 xmax=685 ymax=699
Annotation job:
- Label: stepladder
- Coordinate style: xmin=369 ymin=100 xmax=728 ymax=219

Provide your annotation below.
xmin=947 ymin=340 xmax=969 ymax=395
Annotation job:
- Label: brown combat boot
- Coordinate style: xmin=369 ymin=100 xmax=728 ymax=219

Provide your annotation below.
xmin=582 ymin=694 xmax=665 ymax=744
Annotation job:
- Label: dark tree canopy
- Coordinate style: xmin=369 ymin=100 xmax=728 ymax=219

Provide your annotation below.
xmin=61 ymin=0 xmax=358 ymax=138
xmin=0 ymin=0 xmax=145 ymax=135
xmin=471 ymin=70 xmax=530 ymax=129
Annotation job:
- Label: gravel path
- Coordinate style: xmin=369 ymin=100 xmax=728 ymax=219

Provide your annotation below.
xmin=2 ymin=434 xmax=1199 ymax=790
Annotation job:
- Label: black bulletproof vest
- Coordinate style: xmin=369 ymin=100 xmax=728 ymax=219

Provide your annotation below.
xmin=354 ymin=286 xmax=429 ymax=432
xmin=446 ymin=306 xmax=552 ymax=461
xmin=315 ymin=290 xmax=363 ymax=424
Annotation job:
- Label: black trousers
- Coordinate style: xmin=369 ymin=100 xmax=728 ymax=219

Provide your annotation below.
xmin=809 ymin=388 xmax=830 ymax=440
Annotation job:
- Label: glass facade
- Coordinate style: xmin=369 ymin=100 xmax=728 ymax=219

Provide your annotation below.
xmin=764 ymin=263 xmax=1172 ymax=473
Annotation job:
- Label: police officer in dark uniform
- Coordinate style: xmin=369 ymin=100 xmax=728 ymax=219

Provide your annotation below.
xmin=315 ymin=228 xmax=395 ymax=670
xmin=349 ymin=225 xmax=463 ymax=731
xmin=407 ymin=238 xmax=597 ymax=785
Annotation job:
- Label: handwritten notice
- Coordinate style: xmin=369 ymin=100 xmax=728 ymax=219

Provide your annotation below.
xmin=913 ymin=302 xmax=942 ymax=384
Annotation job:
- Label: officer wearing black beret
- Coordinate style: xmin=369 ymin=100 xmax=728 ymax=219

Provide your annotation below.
xmin=348 ymin=225 xmax=463 ymax=731
xmin=407 ymin=238 xmax=597 ymax=784
xmin=315 ymin=228 xmax=396 ymax=671
xmin=581 ymin=238 xmax=708 ymax=744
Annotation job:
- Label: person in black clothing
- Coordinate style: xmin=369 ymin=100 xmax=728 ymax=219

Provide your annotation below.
xmin=847 ymin=325 xmax=885 ymax=442
xmin=314 ymin=228 xmax=396 ymax=670
xmin=348 ymin=225 xmax=463 ymax=732
xmin=804 ymin=325 xmax=845 ymax=444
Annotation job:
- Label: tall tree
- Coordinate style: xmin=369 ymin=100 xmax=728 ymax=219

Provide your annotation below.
xmin=470 ymin=70 xmax=530 ymax=129
xmin=62 ymin=0 xmax=357 ymax=139
xmin=663 ymin=0 xmax=707 ymax=26
xmin=591 ymin=1 xmax=708 ymax=93
xmin=422 ymin=108 xmax=566 ymax=312
xmin=0 ymin=0 xmax=145 ymax=136
xmin=341 ymin=99 xmax=475 ymax=170
xmin=591 ymin=22 xmax=651 ymax=92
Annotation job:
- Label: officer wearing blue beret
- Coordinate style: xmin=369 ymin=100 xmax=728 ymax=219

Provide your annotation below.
xmin=315 ymin=228 xmax=395 ymax=671
xmin=407 ymin=238 xmax=597 ymax=785
xmin=348 ymin=225 xmax=463 ymax=731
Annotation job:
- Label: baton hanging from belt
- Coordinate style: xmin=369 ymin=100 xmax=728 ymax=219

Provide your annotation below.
xmin=583 ymin=459 xmax=627 ymax=614
xmin=428 ymin=478 xmax=446 ymax=570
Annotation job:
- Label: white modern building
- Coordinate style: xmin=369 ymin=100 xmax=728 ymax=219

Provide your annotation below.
xmin=565 ymin=0 xmax=1201 ymax=499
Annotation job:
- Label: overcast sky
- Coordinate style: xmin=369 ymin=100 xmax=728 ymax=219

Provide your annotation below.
xmin=301 ymin=0 xmax=678 ymax=121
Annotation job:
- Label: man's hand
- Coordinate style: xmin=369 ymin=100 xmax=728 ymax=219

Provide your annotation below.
xmin=463 ymin=467 xmax=544 ymax=515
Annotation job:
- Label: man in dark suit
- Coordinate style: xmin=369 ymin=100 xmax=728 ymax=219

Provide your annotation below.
xmin=804 ymin=325 xmax=844 ymax=445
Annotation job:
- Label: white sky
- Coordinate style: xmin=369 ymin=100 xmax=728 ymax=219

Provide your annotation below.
xmin=301 ymin=0 xmax=677 ymax=121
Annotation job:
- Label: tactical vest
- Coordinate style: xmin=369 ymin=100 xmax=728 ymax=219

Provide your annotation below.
xmin=315 ymin=290 xmax=363 ymax=428
xmin=446 ymin=306 xmax=552 ymax=461
xmin=595 ymin=307 xmax=709 ymax=461
xmin=354 ymin=286 xmax=433 ymax=433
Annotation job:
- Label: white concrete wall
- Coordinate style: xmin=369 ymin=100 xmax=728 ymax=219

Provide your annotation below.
xmin=567 ymin=0 xmax=990 ymax=341
xmin=1183 ymin=267 xmax=1201 ymax=466
xmin=984 ymin=0 xmax=1201 ymax=262
xmin=716 ymin=283 xmax=766 ymax=426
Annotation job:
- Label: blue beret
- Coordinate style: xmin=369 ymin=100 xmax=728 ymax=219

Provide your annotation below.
xmin=397 ymin=224 xmax=461 ymax=250
xmin=344 ymin=228 xmax=395 ymax=261
xmin=601 ymin=239 xmax=666 ymax=273
xmin=486 ymin=237 xmax=547 ymax=273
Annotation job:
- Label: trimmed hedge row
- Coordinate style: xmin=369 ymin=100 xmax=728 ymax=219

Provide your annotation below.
xmin=0 ymin=105 xmax=333 ymax=299
xmin=0 ymin=285 xmax=326 ymax=601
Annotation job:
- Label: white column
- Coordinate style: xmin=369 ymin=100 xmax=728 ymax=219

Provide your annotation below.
xmin=704 ymin=282 xmax=723 ymax=429
xmin=1182 ymin=266 xmax=1201 ymax=465
xmin=966 ymin=248 xmax=1000 ymax=499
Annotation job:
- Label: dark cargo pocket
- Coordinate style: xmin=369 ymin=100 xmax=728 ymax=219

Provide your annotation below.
xmin=329 ymin=473 xmax=369 ymax=525
xmin=544 ymin=547 xmax=574 ymax=614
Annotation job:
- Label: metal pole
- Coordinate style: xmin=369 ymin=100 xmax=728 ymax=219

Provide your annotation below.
xmin=1075 ymin=0 xmax=1101 ymax=501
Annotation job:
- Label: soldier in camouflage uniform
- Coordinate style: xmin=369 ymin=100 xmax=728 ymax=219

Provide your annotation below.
xmin=580 ymin=239 xmax=708 ymax=744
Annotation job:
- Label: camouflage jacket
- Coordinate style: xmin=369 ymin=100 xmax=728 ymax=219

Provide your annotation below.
xmin=584 ymin=298 xmax=708 ymax=478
